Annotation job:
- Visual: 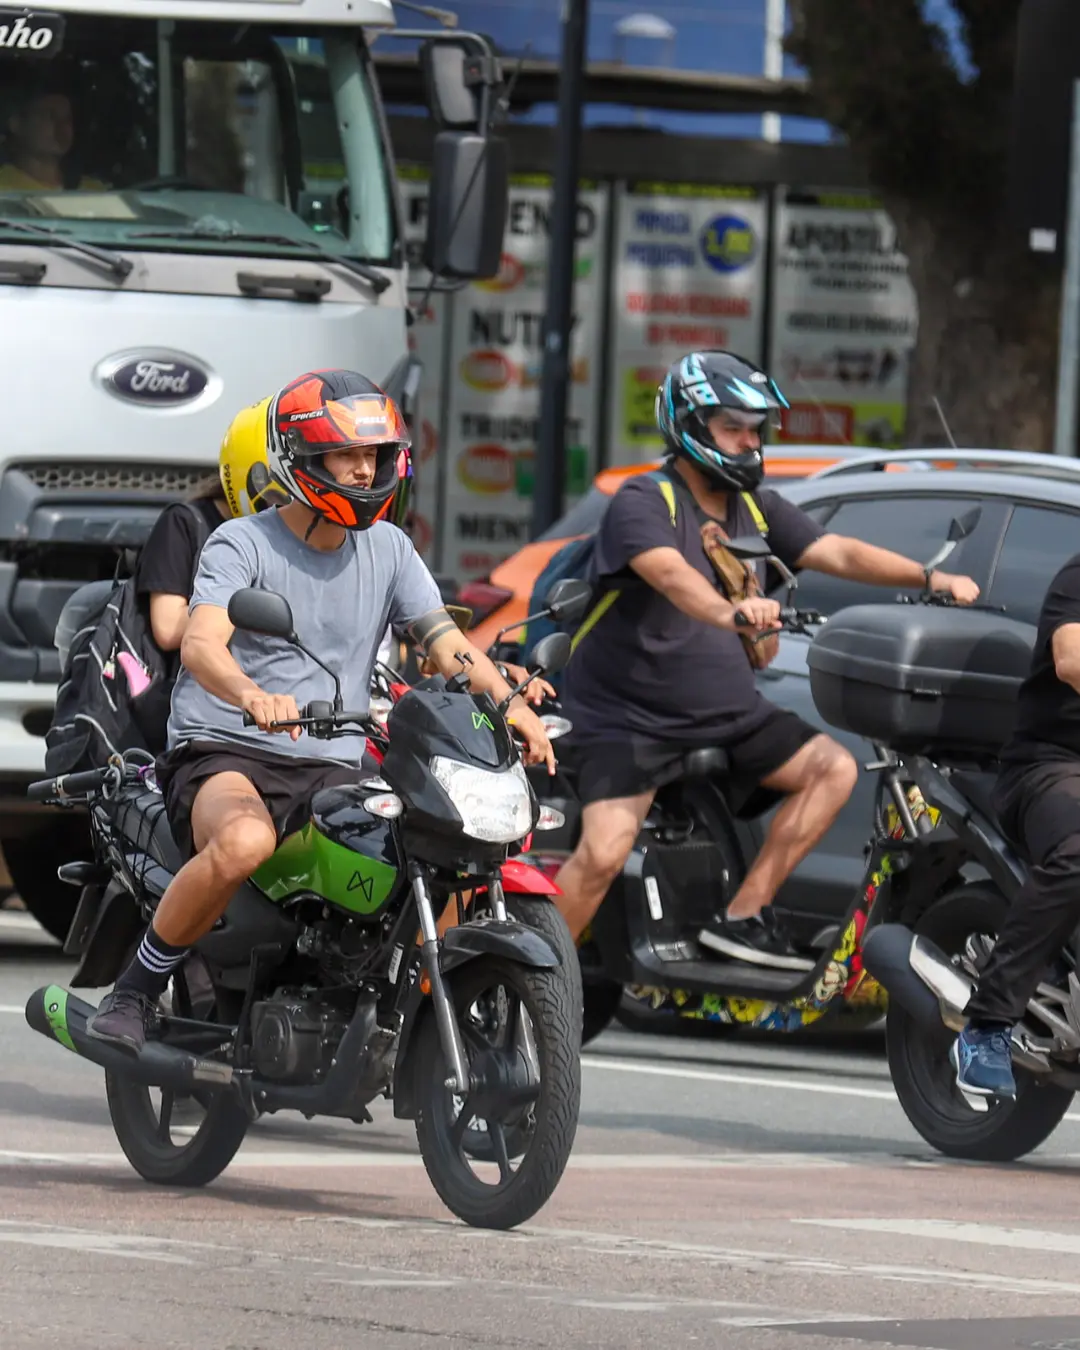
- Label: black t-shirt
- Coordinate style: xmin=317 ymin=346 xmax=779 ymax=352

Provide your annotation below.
xmin=133 ymin=498 xmax=225 ymax=600
xmin=560 ymin=469 xmax=823 ymax=745
xmin=132 ymin=498 xmax=226 ymax=678
xmin=1001 ymin=554 xmax=1080 ymax=764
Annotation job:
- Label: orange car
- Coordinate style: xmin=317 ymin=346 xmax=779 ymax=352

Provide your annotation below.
xmin=463 ymin=444 xmax=881 ymax=651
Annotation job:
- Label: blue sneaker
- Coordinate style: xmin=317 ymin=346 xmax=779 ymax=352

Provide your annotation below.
xmin=950 ymin=1025 xmax=1016 ymax=1100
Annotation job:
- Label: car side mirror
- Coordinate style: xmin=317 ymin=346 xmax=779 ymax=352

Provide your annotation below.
xmin=527 ymin=631 xmax=572 ymax=677
xmin=545 ymin=577 xmax=592 ymax=625
xmin=228 ymin=588 xmax=295 ymax=640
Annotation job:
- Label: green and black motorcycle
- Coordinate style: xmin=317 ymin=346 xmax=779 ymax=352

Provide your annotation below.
xmin=23 ymin=586 xmax=582 ymax=1230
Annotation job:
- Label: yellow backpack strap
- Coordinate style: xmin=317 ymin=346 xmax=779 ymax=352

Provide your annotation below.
xmin=657 ymin=477 xmax=677 ymax=526
xmin=741 ymin=490 xmax=768 ymax=535
xmin=570 ymin=589 xmax=620 ymax=652
xmin=572 ymin=473 xmax=677 ymax=651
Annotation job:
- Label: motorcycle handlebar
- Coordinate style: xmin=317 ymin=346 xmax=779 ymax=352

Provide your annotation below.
xmin=26 ymin=765 xmax=113 ymax=801
xmin=733 ymin=606 xmax=823 ymax=631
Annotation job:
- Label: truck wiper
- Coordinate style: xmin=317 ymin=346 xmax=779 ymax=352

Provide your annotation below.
xmin=128 ymin=227 xmax=391 ymax=294
xmin=0 ymin=217 xmax=133 ymax=280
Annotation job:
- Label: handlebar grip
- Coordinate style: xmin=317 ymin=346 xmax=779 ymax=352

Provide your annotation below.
xmin=242 ymin=711 xmax=256 ymax=727
xmin=733 ymin=610 xmax=750 ymax=628
xmin=26 ymin=766 xmax=110 ymax=800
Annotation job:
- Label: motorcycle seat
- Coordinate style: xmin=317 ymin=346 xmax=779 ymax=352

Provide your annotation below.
xmin=680 ymin=747 xmax=731 ymax=779
xmin=949 ymin=770 xmax=1000 ymax=830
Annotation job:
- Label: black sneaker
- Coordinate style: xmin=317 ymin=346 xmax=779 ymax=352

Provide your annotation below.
xmin=698 ymin=911 xmax=815 ymax=971
xmin=85 ymin=988 xmax=157 ymax=1053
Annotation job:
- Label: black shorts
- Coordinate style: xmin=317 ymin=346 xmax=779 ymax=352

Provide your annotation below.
xmin=156 ymin=738 xmax=375 ymax=860
xmin=565 ymin=706 xmax=820 ymax=811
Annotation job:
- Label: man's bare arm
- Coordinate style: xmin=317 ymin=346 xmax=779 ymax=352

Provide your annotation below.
xmin=629 ymin=547 xmax=777 ymax=631
xmin=181 ymin=604 xmax=301 ymax=736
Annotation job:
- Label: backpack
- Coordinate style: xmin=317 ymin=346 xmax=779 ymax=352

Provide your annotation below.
xmin=522 ymin=470 xmax=769 ymax=682
xmin=44 ymin=502 xmax=212 ymax=775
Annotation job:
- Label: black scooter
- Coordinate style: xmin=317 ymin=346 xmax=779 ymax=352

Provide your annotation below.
xmin=515 ymin=540 xmax=900 ymax=1046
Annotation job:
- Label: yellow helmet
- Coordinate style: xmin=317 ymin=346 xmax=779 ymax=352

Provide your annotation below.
xmin=218 ymin=396 xmax=291 ymax=519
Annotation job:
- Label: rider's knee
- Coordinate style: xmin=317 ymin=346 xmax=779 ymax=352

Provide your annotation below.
xmin=817 ymin=738 xmax=858 ymax=799
xmin=203 ymin=814 xmax=277 ymax=880
xmin=577 ymin=827 xmax=635 ymax=883
xmin=1034 ymin=835 xmax=1080 ymax=897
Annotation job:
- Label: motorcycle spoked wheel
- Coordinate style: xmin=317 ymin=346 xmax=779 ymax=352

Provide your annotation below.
xmin=413 ymin=906 xmax=582 ymax=1229
xmin=886 ymin=883 xmax=1074 ymax=1162
xmin=458 ymin=896 xmax=581 ymax=1163
xmin=105 ymin=952 xmax=250 ymax=1187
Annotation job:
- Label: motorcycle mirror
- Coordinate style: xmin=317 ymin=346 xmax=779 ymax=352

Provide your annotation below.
xmin=948 ymin=506 xmax=981 ymax=542
xmin=723 ymin=535 xmax=772 ymax=562
xmin=544 ymin=578 xmax=592 ymax=625
xmin=228 ymin=588 xmax=295 ymax=640
xmin=527 ymin=631 xmax=572 ymax=677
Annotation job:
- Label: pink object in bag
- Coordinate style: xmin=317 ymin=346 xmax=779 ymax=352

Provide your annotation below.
xmin=117 ymin=651 xmax=152 ymax=697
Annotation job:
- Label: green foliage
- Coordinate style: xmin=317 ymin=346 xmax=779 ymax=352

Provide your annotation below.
xmin=787 ymin=0 xmax=1021 ymax=218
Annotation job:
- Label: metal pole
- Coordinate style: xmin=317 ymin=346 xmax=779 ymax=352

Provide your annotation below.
xmin=532 ymin=0 xmax=589 ymax=538
xmin=1054 ymin=78 xmax=1080 ymax=456
xmin=761 ymin=0 xmax=785 ymax=144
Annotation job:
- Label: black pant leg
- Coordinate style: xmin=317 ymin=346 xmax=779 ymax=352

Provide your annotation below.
xmin=966 ymin=762 xmax=1080 ymax=1024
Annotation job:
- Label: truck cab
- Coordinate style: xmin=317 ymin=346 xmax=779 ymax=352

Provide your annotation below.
xmin=0 ymin=1 xmax=506 ymax=935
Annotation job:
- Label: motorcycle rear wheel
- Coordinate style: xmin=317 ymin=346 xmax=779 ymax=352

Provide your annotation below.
xmin=106 ymin=956 xmax=249 ymax=1186
xmin=886 ymin=883 xmax=1073 ymax=1162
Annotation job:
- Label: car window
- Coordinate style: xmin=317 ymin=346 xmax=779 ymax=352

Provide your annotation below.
xmin=788 ymin=495 xmax=982 ymax=615
xmin=986 ymin=505 xmax=1080 ymax=624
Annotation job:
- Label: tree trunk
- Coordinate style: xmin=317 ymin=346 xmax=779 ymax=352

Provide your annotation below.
xmin=891 ymin=201 xmax=1063 ymax=452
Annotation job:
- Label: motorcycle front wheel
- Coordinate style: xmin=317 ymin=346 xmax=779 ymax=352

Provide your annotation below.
xmin=886 ymin=883 xmax=1074 ymax=1162
xmin=412 ymin=923 xmax=581 ymax=1230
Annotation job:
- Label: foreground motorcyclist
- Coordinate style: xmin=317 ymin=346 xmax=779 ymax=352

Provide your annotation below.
xmin=555 ymin=349 xmax=980 ymax=969
xmin=86 ymin=369 xmax=553 ymax=1052
xmin=953 ymin=552 xmax=1080 ymax=1100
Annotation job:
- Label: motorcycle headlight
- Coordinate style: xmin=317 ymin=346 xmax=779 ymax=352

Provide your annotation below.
xmin=430 ymin=756 xmax=534 ymax=844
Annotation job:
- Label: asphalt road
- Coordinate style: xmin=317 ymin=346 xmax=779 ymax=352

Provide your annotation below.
xmin=4 ymin=910 xmax=1080 ymax=1350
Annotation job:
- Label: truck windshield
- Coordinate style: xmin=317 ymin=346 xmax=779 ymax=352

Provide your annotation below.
xmin=0 ymin=16 xmax=396 ymax=267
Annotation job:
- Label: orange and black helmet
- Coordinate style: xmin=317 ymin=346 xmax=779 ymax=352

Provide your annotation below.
xmin=266 ymin=369 xmax=411 ymax=531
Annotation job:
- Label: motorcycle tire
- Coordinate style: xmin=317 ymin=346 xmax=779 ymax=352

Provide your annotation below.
xmin=413 ymin=905 xmax=581 ymax=1229
xmin=106 ymin=955 xmax=249 ymax=1187
xmin=886 ymin=882 xmax=1074 ymax=1162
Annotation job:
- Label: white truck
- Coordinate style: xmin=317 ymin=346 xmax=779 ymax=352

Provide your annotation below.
xmin=0 ymin=0 xmax=507 ymax=936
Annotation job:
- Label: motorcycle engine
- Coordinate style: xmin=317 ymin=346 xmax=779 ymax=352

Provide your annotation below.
xmin=249 ymin=990 xmax=350 ymax=1085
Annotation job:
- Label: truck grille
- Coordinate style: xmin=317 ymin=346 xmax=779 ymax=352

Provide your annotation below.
xmin=10 ymin=462 xmax=216 ymax=495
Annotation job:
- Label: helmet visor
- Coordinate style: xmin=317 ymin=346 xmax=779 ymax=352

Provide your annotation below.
xmin=281 ymin=393 xmax=410 ymax=455
xmin=713 ymin=407 xmax=773 ymax=433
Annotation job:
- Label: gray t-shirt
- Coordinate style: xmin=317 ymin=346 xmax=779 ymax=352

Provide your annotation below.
xmin=168 ymin=509 xmax=442 ymax=765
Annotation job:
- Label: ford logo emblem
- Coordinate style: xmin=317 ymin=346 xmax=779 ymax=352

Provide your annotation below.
xmin=96 ymin=350 xmax=211 ymax=406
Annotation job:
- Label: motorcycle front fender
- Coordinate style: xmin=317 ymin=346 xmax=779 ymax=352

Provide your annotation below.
xmin=439 ymin=916 xmax=561 ymax=974
xmin=500 ymin=858 xmax=561 ymax=896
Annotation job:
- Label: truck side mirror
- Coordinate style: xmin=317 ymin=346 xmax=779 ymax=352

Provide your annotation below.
xmin=424 ymin=131 xmax=509 ymax=280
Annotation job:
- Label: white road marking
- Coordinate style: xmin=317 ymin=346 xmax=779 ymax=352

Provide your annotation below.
xmin=583 ymin=1053 xmax=1080 ymax=1125
xmin=582 ymin=1053 xmax=898 ymax=1100
xmin=0 ymin=1005 xmax=24 ymax=1014
xmin=798 ymin=1217 xmax=1080 ymax=1256
xmin=0 ymin=1147 xmax=850 ymax=1171
xmin=310 ymin=1214 xmax=1080 ymax=1298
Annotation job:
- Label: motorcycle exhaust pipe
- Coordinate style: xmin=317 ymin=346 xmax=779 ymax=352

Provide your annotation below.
xmin=862 ymin=925 xmax=973 ymax=1033
xmin=25 ymin=985 xmax=233 ymax=1093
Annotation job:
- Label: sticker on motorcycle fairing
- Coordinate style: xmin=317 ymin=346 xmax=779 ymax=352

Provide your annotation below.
xmin=0 ymin=10 xmax=66 ymax=57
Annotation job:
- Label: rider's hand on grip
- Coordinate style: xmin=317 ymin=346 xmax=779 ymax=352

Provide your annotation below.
xmin=730 ymin=597 xmax=781 ymax=633
xmin=240 ymin=689 xmax=302 ymax=740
